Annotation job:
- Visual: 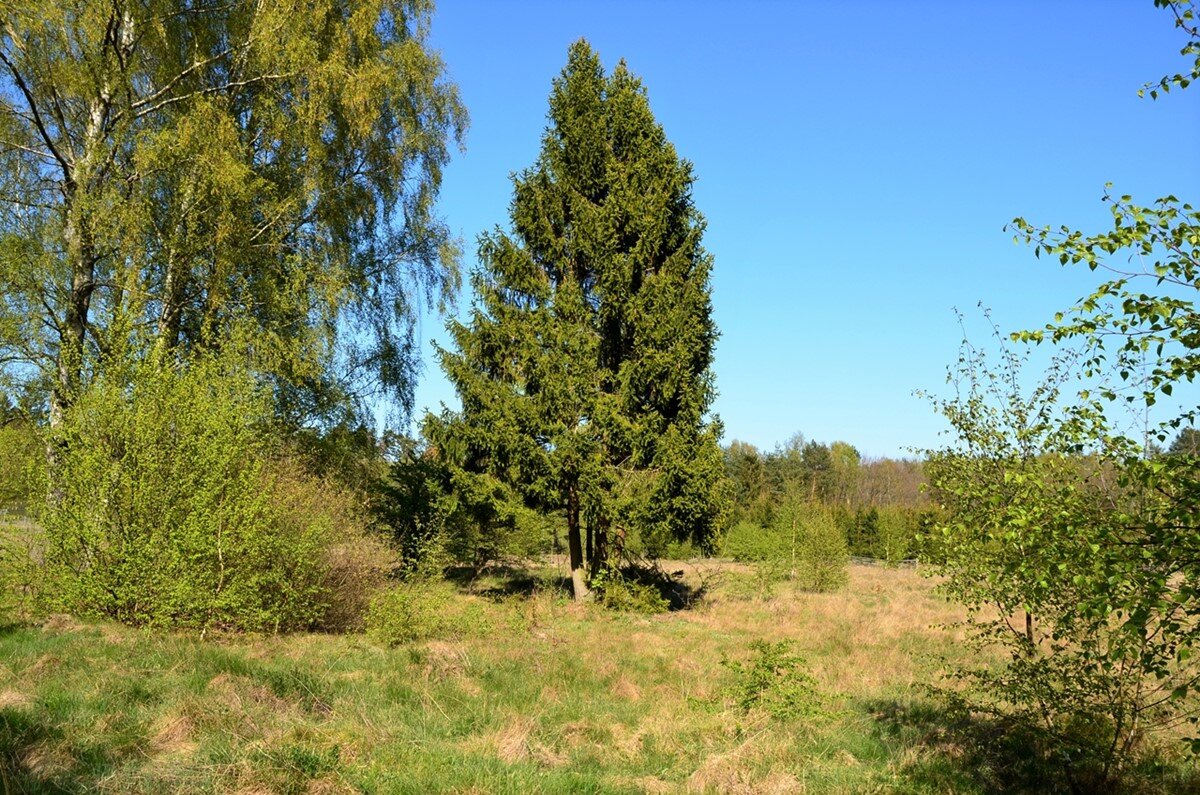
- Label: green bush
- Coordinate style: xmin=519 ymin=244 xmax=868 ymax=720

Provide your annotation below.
xmin=788 ymin=505 xmax=850 ymax=592
xmin=723 ymin=503 xmax=849 ymax=593
xmin=876 ymin=506 xmax=914 ymax=565
xmin=364 ymin=580 xmax=485 ymax=646
xmin=721 ymin=569 xmax=782 ymax=602
xmin=848 ymin=505 xmax=920 ymax=563
xmin=377 ymin=454 xmax=557 ymax=573
xmin=721 ymin=520 xmax=778 ymax=563
xmin=33 ymin=357 xmax=346 ymax=631
xmin=596 ymin=570 xmax=671 ymax=614
xmin=722 ymin=639 xmax=824 ymax=721
xmin=847 ymin=507 xmax=879 ymax=558
xmin=268 ymin=459 xmax=399 ymax=632
xmin=0 ymin=419 xmax=42 ymax=515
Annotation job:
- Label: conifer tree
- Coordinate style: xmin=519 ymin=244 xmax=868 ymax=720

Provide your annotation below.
xmin=430 ymin=40 xmax=726 ymax=599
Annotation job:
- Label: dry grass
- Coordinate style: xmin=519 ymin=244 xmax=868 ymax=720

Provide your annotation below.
xmin=1 ymin=562 xmax=1195 ymax=793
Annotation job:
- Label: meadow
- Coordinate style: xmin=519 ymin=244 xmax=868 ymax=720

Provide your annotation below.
xmin=2 ymin=560 xmax=1197 ymax=795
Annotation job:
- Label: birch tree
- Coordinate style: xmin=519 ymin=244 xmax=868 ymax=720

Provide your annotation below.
xmin=0 ymin=0 xmax=465 ymax=427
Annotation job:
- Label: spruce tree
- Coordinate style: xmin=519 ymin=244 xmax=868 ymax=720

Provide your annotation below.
xmin=431 ymin=40 xmax=725 ymax=599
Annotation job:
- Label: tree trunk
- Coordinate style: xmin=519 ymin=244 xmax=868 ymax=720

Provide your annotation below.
xmin=586 ymin=516 xmax=593 ymax=569
xmin=49 ymin=8 xmax=130 ymax=425
xmin=590 ymin=515 xmax=609 ymax=576
xmin=46 ymin=204 xmax=95 ymax=505
xmin=50 ymin=209 xmax=95 ymax=429
xmin=566 ymin=483 xmax=588 ymax=601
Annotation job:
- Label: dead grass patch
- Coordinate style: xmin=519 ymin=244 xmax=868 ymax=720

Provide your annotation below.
xmin=686 ymin=750 xmax=752 ymax=793
xmin=463 ymin=715 xmax=565 ymax=768
xmin=24 ymin=653 xmax=61 ymax=679
xmin=611 ymin=674 xmax=641 ymax=701
xmin=20 ymin=740 xmax=73 ymax=779
xmin=304 ymin=775 xmax=357 ymax=794
xmin=609 ymin=721 xmax=646 ymax=757
xmin=204 ymin=672 xmax=296 ymax=734
xmin=150 ymin=713 xmax=197 ymax=755
xmin=627 ymin=775 xmax=675 ymax=793
xmin=39 ymin=614 xmax=83 ymax=632
xmin=421 ymin=640 xmax=471 ymax=679
xmin=0 ymin=688 xmax=30 ymax=709
xmin=495 ymin=715 xmax=536 ymax=763
xmin=687 ymin=741 xmax=804 ymax=794
xmin=98 ymin=623 xmax=131 ymax=645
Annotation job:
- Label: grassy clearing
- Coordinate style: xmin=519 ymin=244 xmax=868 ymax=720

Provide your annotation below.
xmin=1 ymin=562 xmax=1197 ymax=794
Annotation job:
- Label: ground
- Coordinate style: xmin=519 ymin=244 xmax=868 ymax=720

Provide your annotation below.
xmin=1 ymin=562 xmax=1197 ymax=794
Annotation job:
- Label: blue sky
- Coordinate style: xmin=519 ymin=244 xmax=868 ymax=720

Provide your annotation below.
xmin=411 ymin=0 xmax=1200 ymax=459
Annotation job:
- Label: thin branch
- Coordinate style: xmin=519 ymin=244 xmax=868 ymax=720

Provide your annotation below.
xmin=44 ymin=82 xmax=75 ymax=163
xmin=0 ymin=194 xmax=55 ymax=210
xmin=0 ymin=137 xmax=55 ymax=161
xmin=133 ymin=72 xmax=295 ymax=120
xmin=0 ymin=49 xmax=72 ymax=182
xmin=129 ymin=46 xmax=237 ymax=112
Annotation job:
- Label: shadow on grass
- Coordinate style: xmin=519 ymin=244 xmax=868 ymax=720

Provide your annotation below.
xmin=444 ymin=562 xmax=574 ymax=601
xmin=0 ymin=622 xmax=26 ymax=640
xmin=868 ymin=698 xmax=1200 ymax=795
xmin=616 ymin=561 xmax=705 ymax=611
xmin=445 ymin=559 xmax=706 ymax=610
xmin=0 ymin=707 xmax=117 ymax=794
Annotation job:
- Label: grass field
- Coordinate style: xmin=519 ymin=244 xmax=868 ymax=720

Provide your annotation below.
xmin=2 ymin=561 xmax=1198 ymax=794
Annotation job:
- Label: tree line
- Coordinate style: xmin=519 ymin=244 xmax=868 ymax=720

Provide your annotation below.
xmin=0 ymin=4 xmax=931 ymax=627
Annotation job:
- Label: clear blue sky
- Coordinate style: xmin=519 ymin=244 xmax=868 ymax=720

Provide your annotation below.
xmin=410 ymin=0 xmax=1200 ymax=459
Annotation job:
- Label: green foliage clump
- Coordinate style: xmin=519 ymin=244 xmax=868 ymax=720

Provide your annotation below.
xmin=364 ymin=580 xmax=485 ymax=646
xmin=720 ymin=521 xmax=787 ymax=600
xmin=925 ymin=327 xmax=1200 ymax=790
xmin=0 ymin=1 xmax=466 ymax=432
xmin=32 ymin=358 xmax=349 ymax=631
xmin=721 ymin=520 xmax=780 ymax=564
xmin=787 ymin=506 xmax=850 ymax=593
xmin=875 ymin=507 xmax=914 ymax=564
xmin=722 ymin=501 xmax=849 ymax=594
xmin=376 ymin=447 xmax=558 ymax=573
xmin=972 ymin=8 xmax=1200 ymax=783
xmin=0 ymin=424 xmax=40 ymax=519
xmin=722 ymin=639 xmax=823 ymax=722
xmin=0 ymin=397 xmax=43 ymax=516
xmin=847 ymin=505 xmax=922 ymax=563
xmin=595 ymin=570 xmax=671 ymax=614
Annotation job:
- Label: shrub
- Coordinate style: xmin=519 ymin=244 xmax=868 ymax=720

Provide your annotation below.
xmin=722 ymin=639 xmax=823 ymax=722
xmin=926 ymin=332 xmax=1200 ymax=789
xmin=33 ymin=357 xmax=356 ymax=631
xmin=0 ymin=419 xmax=42 ymax=515
xmin=595 ymin=569 xmax=671 ymax=614
xmin=364 ymin=579 xmax=485 ymax=646
xmin=876 ymin=506 xmax=915 ymax=565
xmin=662 ymin=537 xmax=701 ymax=560
xmin=265 ymin=458 xmax=399 ymax=632
xmin=721 ymin=569 xmax=781 ymax=602
xmin=722 ymin=504 xmax=849 ymax=594
xmin=721 ymin=520 xmax=778 ymax=563
xmin=318 ymin=530 xmax=399 ymax=632
xmin=788 ymin=506 xmax=849 ymax=592
xmin=376 ymin=452 xmax=556 ymax=573
xmin=847 ymin=507 xmax=879 ymax=558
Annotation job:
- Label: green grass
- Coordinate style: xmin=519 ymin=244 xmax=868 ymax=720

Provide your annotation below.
xmin=1 ymin=564 xmax=1198 ymax=793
